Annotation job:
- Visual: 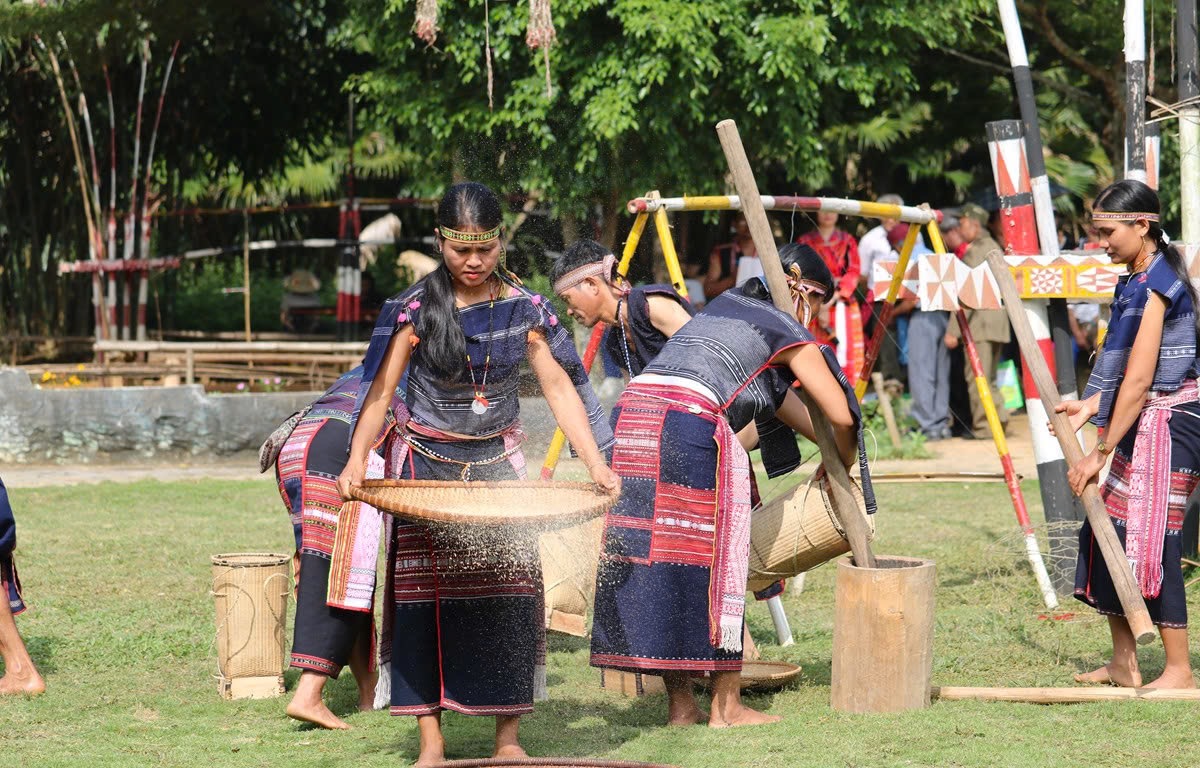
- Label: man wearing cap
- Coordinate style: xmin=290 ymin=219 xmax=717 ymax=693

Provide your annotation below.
xmin=944 ymin=203 xmax=1011 ymax=439
xmin=938 ymin=211 xmax=968 ymax=259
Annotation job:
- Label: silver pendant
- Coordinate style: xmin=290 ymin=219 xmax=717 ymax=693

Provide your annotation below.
xmin=471 ymin=396 xmax=489 ymax=415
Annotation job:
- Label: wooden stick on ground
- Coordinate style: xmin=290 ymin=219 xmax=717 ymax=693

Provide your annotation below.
xmin=933 ymin=686 xmax=1200 ymax=703
xmin=715 ymin=119 xmax=876 ymax=569
xmin=871 ymin=372 xmax=903 ymax=450
xmin=984 ymin=249 xmax=1156 ymax=645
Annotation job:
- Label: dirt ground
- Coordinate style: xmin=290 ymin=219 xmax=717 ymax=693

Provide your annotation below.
xmin=1 ymin=412 xmax=1061 ymax=489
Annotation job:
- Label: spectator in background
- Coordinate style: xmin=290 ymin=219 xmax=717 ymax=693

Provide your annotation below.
xmin=281 ymin=269 xmax=323 ymax=334
xmin=891 ymin=225 xmax=952 ymax=441
xmin=945 ymin=203 xmax=1011 ymax=439
xmin=857 ymin=193 xmax=904 ymax=303
xmin=703 ymin=212 xmax=759 ymax=299
xmin=987 ymin=209 xmax=1007 ymax=252
xmin=939 ymin=212 xmax=968 ymax=258
xmin=798 ymin=196 xmax=865 ymax=384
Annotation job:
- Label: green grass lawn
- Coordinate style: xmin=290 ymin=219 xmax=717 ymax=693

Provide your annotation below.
xmin=3 ymin=477 xmax=1200 ymax=767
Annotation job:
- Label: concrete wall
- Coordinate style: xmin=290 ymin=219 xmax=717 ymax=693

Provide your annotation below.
xmin=0 ymin=367 xmax=589 ymax=466
xmin=0 ymin=368 xmax=314 ymax=464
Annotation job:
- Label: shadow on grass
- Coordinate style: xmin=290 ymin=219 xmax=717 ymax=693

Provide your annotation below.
xmin=17 ymin=634 xmax=60 ymax=675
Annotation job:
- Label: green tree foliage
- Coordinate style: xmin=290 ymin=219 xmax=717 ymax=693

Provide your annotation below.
xmin=351 ymin=0 xmax=995 ymax=243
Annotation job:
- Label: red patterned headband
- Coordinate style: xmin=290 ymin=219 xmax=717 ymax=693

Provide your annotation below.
xmin=553 ymin=253 xmax=617 ymax=295
xmin=1091 ymin=210 xmax=1160 ymax=223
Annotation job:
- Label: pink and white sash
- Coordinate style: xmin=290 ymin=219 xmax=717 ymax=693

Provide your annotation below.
xmin=1124 ymin=379 xmax=1199 ymax=598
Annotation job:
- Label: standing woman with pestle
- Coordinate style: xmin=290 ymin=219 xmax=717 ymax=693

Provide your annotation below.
xmin=337 ymin=182 xmax=619 ymax=766
xmin=590 ymin=243 xmax=875 ymax=727
xmin=1056 ymin=180 xmax=1200 ymax=688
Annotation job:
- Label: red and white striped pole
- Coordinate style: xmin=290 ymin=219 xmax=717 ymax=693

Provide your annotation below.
xmin=987 ymin=119 xmax=1075 ymax=600
xmin=136 ymin=270 xmax=149 ymax=341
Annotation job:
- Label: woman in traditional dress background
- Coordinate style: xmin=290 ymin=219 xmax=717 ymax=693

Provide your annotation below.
xmin=1055 ymin=179 xmax=1200 ymax=688
xmin=0 ymin=477 xmax=44 ymax=696
xmin=590 ymin=243 xmax=874 ymax=727
xmin=796 ymin=202 xmax=865 ymax=385
xmin=266 ymin=366 xmax=406 ymax=729
xmin=337 ymin=182 xmax=619 ymax=766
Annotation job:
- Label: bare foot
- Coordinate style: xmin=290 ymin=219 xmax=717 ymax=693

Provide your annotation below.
xmin=357 ymin=672 xmax=378 ymax=712
xmin=0 ymin=671 xmax=45 ymax=696
xmin=1074 ymin=663 xmax=1141 ymax=688
xmin=493 ymin=743 xmax=528 ymax=759
xmin=413 ymin=743 xmax=446 ymax=768
xmin=286 ymin=698 xmax=351 ymax=730
xmin=667 ymin=702 xmax=708 ymax=726
xmin=708 ymin=705 xmax=782 ymax=728
xmin=1143 ymin=670 xmax=1196 ymax=689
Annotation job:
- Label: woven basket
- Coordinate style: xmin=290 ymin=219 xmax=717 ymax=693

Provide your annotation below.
xmin=697 ymin=660 xmax=803 ymax=692
xmin=211 ymin=553 xmax=290 ymax=679
xmin=747 ymin=470 xmax=874 ymax=592
xmin=350 ymin=479 xmax=619 ymax=528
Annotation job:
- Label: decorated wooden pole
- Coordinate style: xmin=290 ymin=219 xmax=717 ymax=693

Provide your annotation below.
xmin=985 ymin=249 xmax=1156 ymax=644
xmin=1145 ymin=121 xmax=1161 ymax=190
xmin=987 ymin=119 xmax=1082 ymax=596
xmin=715 ymin=118 xmax=875 ymax=568
xmin=1125 ymin=0 xmax=1149 ymax=182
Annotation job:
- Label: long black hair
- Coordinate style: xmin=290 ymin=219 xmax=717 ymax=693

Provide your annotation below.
xmin=1093 ymin=179 xmax=1200 ymax=337
xmin=420 ymin=181 xmax=504 ymax=378
xmin=550 ymin=239 xmax=614 ymax=286
xmin=743 ymin=243 xmax=834 ymax=305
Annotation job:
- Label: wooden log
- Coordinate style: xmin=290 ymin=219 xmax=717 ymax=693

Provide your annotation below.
xmin=871 ymin=372 xmax=903 ymax=450
xmin=831 ymin=556 xmax=936 ymax=712
xmin=984 ymin=249 xmax=1156 ymax=645
xmin=933 ymin=686 xmax=1200 ymax=703
xmin=715 ymin=118 xmax=876 ymax=568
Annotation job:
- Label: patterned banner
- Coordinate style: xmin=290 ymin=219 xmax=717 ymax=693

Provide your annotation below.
xmin=871 ymin=245 xmax=1200 ymax=307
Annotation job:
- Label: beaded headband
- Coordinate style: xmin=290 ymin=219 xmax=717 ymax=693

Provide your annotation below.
xmin=553 ymin=253 xmax=617 ymax=295
xmin=439 ymin=224 xmax=501 ymax=243
xmin=1091 ymin=210 xmax=1160 ymax=223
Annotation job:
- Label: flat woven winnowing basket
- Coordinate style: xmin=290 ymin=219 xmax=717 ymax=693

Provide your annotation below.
xmin=350 ymin=479 xmax=619 ymax=527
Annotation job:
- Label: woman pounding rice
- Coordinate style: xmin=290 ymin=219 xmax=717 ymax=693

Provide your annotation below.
xmin=590 ymin=243 xmax=875 ymax=727
xmin=1054 ymin=180 xmax=1200 ymax=688
xmin=266 ymin=366 xmax=406 ymax=729
xmin=337 ymin=182 xmax=619 ymax=765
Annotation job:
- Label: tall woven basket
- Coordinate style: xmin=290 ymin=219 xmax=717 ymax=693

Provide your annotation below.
xmin=747 ymin=471 xmax=873 ymax=593
xmin=211 ymin=552 xmax=291 ymax=700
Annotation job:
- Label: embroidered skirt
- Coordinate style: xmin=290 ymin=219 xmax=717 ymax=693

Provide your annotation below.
xmin=276 ymin=417 xmax=371 ymax=676
xmin=388 ymin=433 xmax=543 ymax=717
xmin=1074 ymin=401 xmax=1200 ymax=628
xmin=590 ymin=386 xmax=744 ymax=675
xmin=0 ymin=478 xmax=25 ymax=616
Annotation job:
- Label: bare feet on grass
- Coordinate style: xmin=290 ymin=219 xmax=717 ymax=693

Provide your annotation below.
xmin=667 ymin=701 xmax=708 ymax=726
xmin=707 ymin=670 xmax=781 ymax=728
xmin=663 ymin=672 xmax=707 ymax=726
xmin=708 ymin=703 xmax=782 ymax=729
xmin=286 ymin=697 xmax=351 ymax=730
xmin=1074 ymin=662 xmax=1142 ymax=688
xmin=0 ymin=668 xmax=45 ymax=696
xmin=493 ymin=743 xmax=529 ymax=759
xmin=1143 ymin=669 xmax=1196 ymax=689
xmin=414 ymin=713 xmax=445 ymax=767
xmin=357 ymin=670 xmax=379 ymax=712
xmin=286 ymin=671 xmax=350 ymax=729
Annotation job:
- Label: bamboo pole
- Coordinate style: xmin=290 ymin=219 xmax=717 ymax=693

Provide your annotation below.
xmin=985 ymin=249 xmax=1156 ymax=644
xmin=870 ymin=372 xmax=903 ymax=451
xmin=243 ymin=212 xmax=252 ymax=343
xmin=933 ymin=686 xmax=1200 ymax=703
xmin=716 ymin=118 xmax=876 ymax=568
xmin=1179 ymin=0 xmax=1200 ymax=241
xmin=627 ymin=195 xmax=940 ymax=225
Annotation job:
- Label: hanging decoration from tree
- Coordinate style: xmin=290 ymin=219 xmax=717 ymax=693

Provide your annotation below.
xmin=414 ymin=0 xmax=439 ymax=47
xmin=526 ymin=0 xmax=556 ymax=97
